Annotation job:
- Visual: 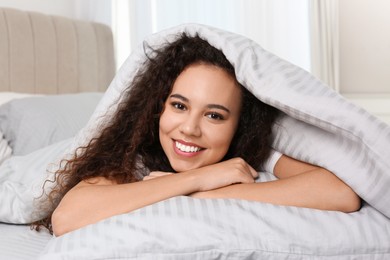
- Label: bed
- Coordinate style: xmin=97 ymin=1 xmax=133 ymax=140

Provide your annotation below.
xmin=1 ymin=8 xmax=390 ymax=260
xmin=0 ymin=7 xmax=114 ymax=259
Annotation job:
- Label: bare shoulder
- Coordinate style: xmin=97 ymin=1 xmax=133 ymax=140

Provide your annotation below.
xmin=76 ymin=176 xmax=118 ymax=188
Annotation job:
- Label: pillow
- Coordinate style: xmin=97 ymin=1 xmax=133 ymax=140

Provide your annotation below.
xmin=0 ymin=92 xmax=103 ymax=156
xmin=38 ymin=198 xmax=390 ymax=259
xmin=0 ymin=92 xmax=39 ymax=106
xmin=0 ymin=92 xmax=40 ymax=164
xmin=0 ymin=130 xmax=12 ymax=165
xmin=1 ymin=138 xmax=389 ymax=258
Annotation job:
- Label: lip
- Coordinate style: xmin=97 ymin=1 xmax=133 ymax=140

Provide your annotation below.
xmin=172 ymin=139 xmax=205 ymax=157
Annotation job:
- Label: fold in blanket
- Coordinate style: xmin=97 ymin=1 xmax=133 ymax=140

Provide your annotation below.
xmin=71 ymin=24 xmax=390 ymax=218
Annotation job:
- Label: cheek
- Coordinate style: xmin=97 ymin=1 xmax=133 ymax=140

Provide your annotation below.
xmin=159 ymin=109 xmax=181 ymax=137
xmin=159 ymin=112 xmax=171 ymax=153
xmin=159 ymin=113 xmax=167 ymax=134
xmin=159 ymin=110 xmax=172 ymax=134
xmin=206 ymin=124 xmax=237 ymax=150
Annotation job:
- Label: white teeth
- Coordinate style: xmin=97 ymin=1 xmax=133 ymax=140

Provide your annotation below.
xmin=175 ymin=141 xmax=201 ymax=153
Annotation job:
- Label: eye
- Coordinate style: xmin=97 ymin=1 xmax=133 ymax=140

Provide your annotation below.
xmin=206 ymin=112 xmax=224 ymax=120
xmin=171 ymin=102 xmax=186 ymax=111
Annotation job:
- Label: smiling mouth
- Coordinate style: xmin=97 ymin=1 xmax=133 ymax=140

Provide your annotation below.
xmin=174 ymin=141 xmax=204 ymax=153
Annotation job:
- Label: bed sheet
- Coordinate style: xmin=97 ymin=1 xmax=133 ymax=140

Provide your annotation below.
xmin=0 ymin=222 xmax=51 ymax=260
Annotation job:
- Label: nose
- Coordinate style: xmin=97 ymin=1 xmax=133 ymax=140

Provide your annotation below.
xmin=179 ymin=113 xmax=201 ymax=137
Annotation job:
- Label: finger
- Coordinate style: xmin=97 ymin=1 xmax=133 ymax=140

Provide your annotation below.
xmin=248 ymin=165 xmax=259 ymax=178
xmin=144 ymin=174 xmax=163 ymax=180
xmin=238 ymin=160 xmax=258 ymax=179
xmin=144 ymin=172 xmax=173 ymax=181
xmin=143 ymin=176 xmax=152 ymax=181
xmin=233 ymin=168 xmax=255 ymax=184
xmin=148 ymin=171 xmax=162 ymax=176
xmin=148 ymin=171 xmax=171 ymax=177
xmin=233 ymin=158 xmax=258 ymax=179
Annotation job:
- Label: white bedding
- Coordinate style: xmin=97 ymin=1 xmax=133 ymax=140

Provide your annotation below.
xmin=38 ymin=180 xmax=390 ymax=259
xmin=72 ymin=23 xmax=390 ymax=219
xmin=1 ymin=24 xmax=390 ymax=259
xmin=0 ymin=93 xmax=102 ymax=258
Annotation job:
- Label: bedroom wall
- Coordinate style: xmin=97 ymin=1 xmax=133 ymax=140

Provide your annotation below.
xmin=1 ymin=0 xmax=389 ymax=125
xmin=0 ymin=0 xmax=76 ymax=18
xmin=339 ymin=0 xmax=390 ymax=94
xmin=339 ymin=0 xmax=390 ymax=125
xmin=0 ymin=0 xmax=111 ymax=26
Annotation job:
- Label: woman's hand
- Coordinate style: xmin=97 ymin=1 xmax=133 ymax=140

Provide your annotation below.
xmin=52 ymin=158 xmax=257 ymax=236
xmin=190 ymin=155 xmax=361 ymax=213
xmin=187 ymin=157 xmax=258 ymax=192
xmin=143 ymin=158 xmax=258 ymax=192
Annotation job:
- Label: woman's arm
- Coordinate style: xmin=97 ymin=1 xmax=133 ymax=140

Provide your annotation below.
xmin=190 ymin=155 xmax=361 ymax=213
xmin=51 ymin=158 xmax=257 ymax=236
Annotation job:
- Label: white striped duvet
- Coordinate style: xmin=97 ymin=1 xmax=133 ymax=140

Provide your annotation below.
xmin=71 ymin=23 xmax=390 ymax=220
xmin=1 ymin=23 xmax=390 ymax=259
xmin=43 ymin=23 xmax=388 ymax=259
xmin=39 ymin=195 xmax=390 ymax=259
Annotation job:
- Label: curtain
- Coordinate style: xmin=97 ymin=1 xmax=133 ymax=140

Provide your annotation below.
xmin=309 ymin=0 xmax=339 ymax=90
xmin=111 ymin=0 xmax=311 ymax=72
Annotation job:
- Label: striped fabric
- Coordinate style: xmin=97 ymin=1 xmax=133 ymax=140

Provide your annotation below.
xmin=0 ymin=223 xmax=51 ymax=260
xmin=38 ymin=177 xmax=390 ymax=259
xmin=2 ymin=23 xmax=390 ymax=259
xmin=71 ymin=23 xmax=390 ymax=218
xmin=39 ymin=197 xmax=390 ymax=259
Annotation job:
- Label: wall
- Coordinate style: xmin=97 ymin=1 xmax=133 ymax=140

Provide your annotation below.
xmin=112 ymin=0 xmax=311 ymax=72
xmin=0 ymin=0 xmax=111 ymax=26
xmin=1 ymin=0 xmax=388 ymax=125
xmin=339 ymin=0 xmax=390 ymax=94
xmin=0 ymin=0 xmax=77 ymax=18
xmin=339 ymin=0 xmax=390 ymax=125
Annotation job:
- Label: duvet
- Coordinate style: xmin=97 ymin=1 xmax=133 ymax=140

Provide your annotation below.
xmin=0 ymin=24 xmax=389 ymax=259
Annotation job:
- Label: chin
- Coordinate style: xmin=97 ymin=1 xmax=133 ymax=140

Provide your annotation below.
xmin=170 ymin=161 xmax=200 ymax=173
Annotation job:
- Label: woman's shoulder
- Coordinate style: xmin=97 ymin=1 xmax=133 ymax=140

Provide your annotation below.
xmin=76 ymin=176 xmax=118 ymax=188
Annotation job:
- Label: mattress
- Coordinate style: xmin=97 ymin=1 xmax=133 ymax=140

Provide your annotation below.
xmin=0 ymin=222 xmax=51 ymax=259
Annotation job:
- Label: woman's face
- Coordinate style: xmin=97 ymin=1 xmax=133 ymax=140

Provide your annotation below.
xmin=159 ymin=63 xmax=242 ymax=172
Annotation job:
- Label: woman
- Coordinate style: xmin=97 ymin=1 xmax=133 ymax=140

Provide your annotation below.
xmin=34 ymin=33 xmax=360 ymax=236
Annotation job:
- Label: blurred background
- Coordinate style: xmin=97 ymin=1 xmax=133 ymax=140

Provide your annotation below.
xmin=0 ymin=0 xmax=389 ymax=124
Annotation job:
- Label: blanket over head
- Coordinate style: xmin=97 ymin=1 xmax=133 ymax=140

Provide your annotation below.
xmin=73 ymin=24 xmax=390 ymax=218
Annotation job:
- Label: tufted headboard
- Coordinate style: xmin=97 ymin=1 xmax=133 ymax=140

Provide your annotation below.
xmin=0 ymin=8 xmax=115 ymax=94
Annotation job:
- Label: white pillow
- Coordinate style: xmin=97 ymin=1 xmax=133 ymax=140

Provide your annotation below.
xmin=0 ymin=92 xmax=102 ymax=156
xmin=0 ymin=92 xmax=38 ymax=165
xmin=0 ymin=130 xmax=12 ymax=165
xmin=0 ymin=92 xmax=38 ymax=106
xmin=39 ymin=198 xmax=390 ymax=259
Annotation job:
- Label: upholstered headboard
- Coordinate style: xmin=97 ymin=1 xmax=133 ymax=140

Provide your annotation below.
xmin=0 ymin=8 xmax=115 ymax=94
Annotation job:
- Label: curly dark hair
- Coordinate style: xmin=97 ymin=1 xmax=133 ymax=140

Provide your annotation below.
xmin=32 ymin=33 xmax=279 ymax=233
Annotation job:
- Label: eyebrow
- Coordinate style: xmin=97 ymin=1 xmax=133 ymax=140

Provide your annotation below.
xmin=169 ymin=94 xmax=231 ymax=113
